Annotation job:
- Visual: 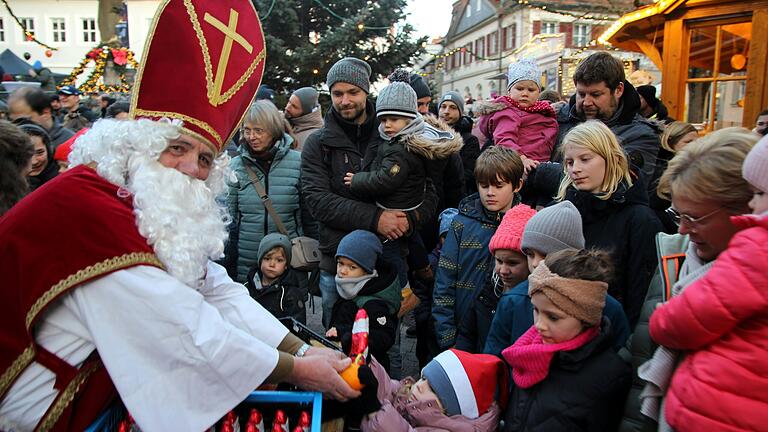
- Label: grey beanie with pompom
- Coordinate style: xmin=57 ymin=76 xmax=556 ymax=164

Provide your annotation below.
xmin=376 ymin=69 xmax=418 ymax=119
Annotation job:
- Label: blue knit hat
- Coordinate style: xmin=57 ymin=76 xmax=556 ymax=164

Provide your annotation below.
xmin=438 ymin=208 xmax=459 ymax=237
xmin=335 ymin=230 xmax=383 ymax=274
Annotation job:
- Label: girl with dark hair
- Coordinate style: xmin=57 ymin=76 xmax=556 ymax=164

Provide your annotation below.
xmin=19 ymin=122 xmax=58 ymax=191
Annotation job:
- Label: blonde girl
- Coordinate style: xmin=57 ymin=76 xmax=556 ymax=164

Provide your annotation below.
xmin=554 ymin=120 xmax=663 ymax=326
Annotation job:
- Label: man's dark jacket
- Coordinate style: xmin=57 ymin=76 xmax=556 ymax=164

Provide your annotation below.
xmin=301 ymin=100 xmax=437 ymax=273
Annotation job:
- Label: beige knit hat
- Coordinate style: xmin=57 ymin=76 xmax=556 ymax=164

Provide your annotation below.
xmin=528 ymin=261 xmax=608 ymax=325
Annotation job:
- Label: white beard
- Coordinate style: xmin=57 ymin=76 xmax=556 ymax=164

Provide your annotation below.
xmin=127 ymin=155 xmax=228 ymax=288
xmin=68 ymin=118 xmax=231 ymax=289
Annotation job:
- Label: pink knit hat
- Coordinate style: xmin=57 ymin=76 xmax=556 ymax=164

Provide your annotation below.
xmin=489 ymin=204 xmax=537 ymax=253
xmin=743 ymin=134 xmax=768 ymax=193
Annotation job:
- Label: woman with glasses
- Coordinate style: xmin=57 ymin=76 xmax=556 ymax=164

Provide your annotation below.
xmin=225 ymin=100 xmax=315 ymax=285
xmin=555 ymin=121 xmax=663 ymax=328
xmin=619 ymin=127 xmax=757 ymax=431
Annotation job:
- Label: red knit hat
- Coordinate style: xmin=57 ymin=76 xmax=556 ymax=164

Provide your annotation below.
xmin=54 ymin=128 xmax=89 ymax=162
xmin=421 ymin=349 xmax=509 ymax=418
xmin=489 ymin=204 xmax=537 ymax=253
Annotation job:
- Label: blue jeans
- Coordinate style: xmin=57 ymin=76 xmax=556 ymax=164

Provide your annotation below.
xmin=319 ymin=270 xmax=339 ymax=329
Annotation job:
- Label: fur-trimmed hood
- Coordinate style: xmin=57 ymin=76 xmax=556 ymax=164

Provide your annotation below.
xmin=473 ymin=99 xmax=508 ymax=116
xmin=403 ymin=115 xmax=464 ymax=160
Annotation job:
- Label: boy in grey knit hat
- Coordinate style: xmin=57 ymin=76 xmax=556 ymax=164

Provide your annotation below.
xmin=344 ymin=69 xmax=462 ymax=215
xmin=483 ymin=200 xmax=630 ymax=356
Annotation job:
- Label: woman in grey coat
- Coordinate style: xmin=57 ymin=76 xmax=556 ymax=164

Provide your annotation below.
xmin=225 ymin=100 xmax=315 ymax=283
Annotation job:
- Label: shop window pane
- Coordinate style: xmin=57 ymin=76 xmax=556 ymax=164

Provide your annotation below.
xmin=714 ymin=80 xmax=745 ymax=129
xmin=718 ymin=22 xmax=751 ymax=76
xmin=686 ymin=82 xmax=712 ymax=125
xmin=688 ymin=27 xmax=716 ymax=78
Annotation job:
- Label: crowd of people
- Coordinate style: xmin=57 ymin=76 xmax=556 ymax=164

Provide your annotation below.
xmin=1 ymin=21 xmax=767 ymax=430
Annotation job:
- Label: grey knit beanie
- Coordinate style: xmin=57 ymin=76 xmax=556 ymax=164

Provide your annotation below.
xmin=743 ymin=134 xmax=768 ymax=194
xmin=258 ymin=233 xmax=293 ymax=265
xmin=439 ymin=91 xmax=464 ymax=116
xmin=376 ymin=69 xmax=418 ymax=119
xmin=327 ymin=57 xmax=372 ymax=93
xmin=507 ymin=57 xmax=541 ymax=90
xmin=292 ymin=87 xmax=319 ymax=115
xmin=521 ymin=201 xmax=585 ymax=255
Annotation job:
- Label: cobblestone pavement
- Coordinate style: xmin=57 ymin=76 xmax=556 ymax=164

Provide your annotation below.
xmin=305 ymin=296 xmax=420 ymax=379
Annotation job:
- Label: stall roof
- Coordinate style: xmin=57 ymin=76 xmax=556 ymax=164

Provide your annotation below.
xmin=0 ymin=49 xmax=33 ymax=75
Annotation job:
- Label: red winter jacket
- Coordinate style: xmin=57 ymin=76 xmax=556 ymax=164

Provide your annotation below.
xmin=649 ymin=213 xmax=768 ymax=432
xmin=475 ymin=96 xmax=558 ymax=162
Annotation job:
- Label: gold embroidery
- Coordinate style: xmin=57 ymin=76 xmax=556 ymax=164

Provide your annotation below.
xmin=36 ymin=360 xmax=101 ymax=432
xmin=26 ymin=252 xmax=163 ymax=331
xmin=204 ymin=9 xmax=253 ymax=105
xmin=184 ymin=0 xmax=266 ymax=107
xmin=0 ymin=346 xmax=34 ymax=400
xmin=132 ymin=109 xmax=223 ymax=148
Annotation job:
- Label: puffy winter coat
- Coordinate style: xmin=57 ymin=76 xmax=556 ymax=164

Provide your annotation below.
xmin=227 ymin=135 xmax=305 ymax=282
xmin=484 ymin=280 xmax=630 ymax=357
xmin=350 ymin=116 xmax=463 ymax=211
xmin=619 ymin=232 xmax=688 ymax=432
xmin=329 ymin=261 xmax=401 ymax=372
xmin=649 ymin=214 xmax=768 ymax=432
xmin=362 ymin=358 xmax=502 ymax=432
xmin=554 ymin=81 xmax=662 ymax=180
xmin=432 ymin=193 xmax=519 ymax=350
xmin=476 ymin=97 xmax=558 ymax=162
xmin=564 ymin=178 xmax=663 ymax=326
xmin=245 ymin=267 xmax=308 ymax=324
xmin=503 ymin=322 xmax=632 ymax=432
xmin=301 ymin=102 xmax=438 ymax=273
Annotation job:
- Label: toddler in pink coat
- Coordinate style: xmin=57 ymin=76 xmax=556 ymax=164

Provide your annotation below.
xmin=355 ymin=349 xmax=507 ymax=432
xmin=649 ymin=133 xmax=768 ymax=431
xmin=476 ymin=58 xmax=558 ymax=173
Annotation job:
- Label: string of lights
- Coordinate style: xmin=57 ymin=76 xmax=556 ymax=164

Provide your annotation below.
xmin=1 ymin=0 xmax=58 ymax=51
xmin=258 ymin=0 xmax=277 ymax=20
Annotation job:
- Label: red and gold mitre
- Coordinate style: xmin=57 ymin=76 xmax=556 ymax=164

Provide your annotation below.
xmin=129 ymin=0 xmax=266 ymax=153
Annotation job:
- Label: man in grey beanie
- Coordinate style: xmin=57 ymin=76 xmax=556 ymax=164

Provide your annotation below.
xmin=301 ymin=58 xmax=438 ymax=335
xmin=285 ymin=87 xmax=323 ymax=150
xmin=409 ymin=73 xmax=432 ymax=115
xmin=438 ymin=90 xmax=481 ymax=195
xmin=483 ymin=200 xmax=630 ymax=357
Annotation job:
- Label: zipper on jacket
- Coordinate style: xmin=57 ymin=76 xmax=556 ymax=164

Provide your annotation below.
xmin=262 ymin=168 xmax=270 ymax=236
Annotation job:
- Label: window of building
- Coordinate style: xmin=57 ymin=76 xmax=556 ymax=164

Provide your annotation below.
xmin=464 ymin=43 xmax=472 ymax=64
xmin=0 ymin=18 xmax=5 ymax=43
xmin=476 ymin=0 xmax=482 ymax=12
xmin=487 ymin=31 xmax=499 ymax=55
xmin=475 ymin=37 xmax=485 ymax=60
xmin=20 ymin=17 xmax=34 ymax=40
xmin=503 ymin=24 xmax=516 ymax=50
xmin=465 ymin=4 xmax=471 ymax=18
xmin=573 ymin=24 xmax=590 ymax=46
xmin=541 ymin=21 xmax=558 ymax=34
xmin=685 ymin=20 xmax=751 ymax=130
xmin=82 ymin=18 xmax=97 ymax=43
xmin=51 ymin=18 xmax=66 ymax=43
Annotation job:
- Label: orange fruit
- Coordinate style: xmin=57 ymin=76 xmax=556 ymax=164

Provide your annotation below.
xmin=340 ymin=362 xmax=364 ymax=390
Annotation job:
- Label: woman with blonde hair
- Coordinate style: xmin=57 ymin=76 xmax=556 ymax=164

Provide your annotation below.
xmin=650 ymin=121 xmax=699 ymax=232
xmin=619 ymin=128 xmax=757 ymax=431
xmin=555 ymin=120 xmax=663 ymax=326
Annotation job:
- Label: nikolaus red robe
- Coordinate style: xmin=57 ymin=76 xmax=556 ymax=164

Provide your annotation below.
xmin=0 ymin=165 xmax=163 ymax=431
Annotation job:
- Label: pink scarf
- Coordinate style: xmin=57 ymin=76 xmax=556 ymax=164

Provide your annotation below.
xmin=502 ymin=325 xmax=599 ymax=388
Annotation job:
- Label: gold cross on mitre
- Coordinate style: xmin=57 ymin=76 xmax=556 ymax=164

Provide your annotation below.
xmin=203 ymin=8 xmax=253 ymax=106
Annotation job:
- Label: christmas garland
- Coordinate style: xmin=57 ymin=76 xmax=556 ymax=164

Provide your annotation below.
xmin=60 ymin=46 xmax=140 ymax=93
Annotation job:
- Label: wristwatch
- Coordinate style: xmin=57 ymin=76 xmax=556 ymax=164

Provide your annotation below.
xmin=295 ymin=343 xmax=311 ymax=358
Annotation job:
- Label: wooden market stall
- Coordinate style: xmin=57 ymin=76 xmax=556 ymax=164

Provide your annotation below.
xmin=599 ymin=0 xmax=768 ymax=131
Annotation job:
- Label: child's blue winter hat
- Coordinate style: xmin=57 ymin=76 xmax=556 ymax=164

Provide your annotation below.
xmin=336 ymin=230 xmax=383 ymax=274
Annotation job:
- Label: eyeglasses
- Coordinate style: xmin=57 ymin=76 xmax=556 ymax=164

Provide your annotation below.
xmin=665 ymin=206 xmax=723 ymax=228
xmin=242 ymin=127 xmax=268 ymax=137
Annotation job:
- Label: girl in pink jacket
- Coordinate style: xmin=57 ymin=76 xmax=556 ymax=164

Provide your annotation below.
xmin=476 ymin=58 xmax=558 ymax=173
xmin=355 ymin=349 xmax=507 ymax=432
xmin=650 ymin=134 xmax=768 ymax=431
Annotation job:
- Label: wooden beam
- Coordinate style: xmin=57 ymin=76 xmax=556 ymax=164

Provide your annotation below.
xmin=634 ymin=38 xmax=663 ymax=70
xmin=661 ymin=19 xmax=686 ymax=119
xmin=744 ymin=8 xmax=768 ymax=128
